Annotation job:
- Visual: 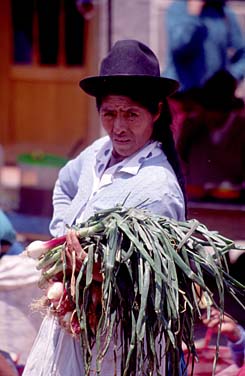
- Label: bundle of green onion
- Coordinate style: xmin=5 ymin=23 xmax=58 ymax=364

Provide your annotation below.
xmin=26 ymin=206 xmax=245 ymax=376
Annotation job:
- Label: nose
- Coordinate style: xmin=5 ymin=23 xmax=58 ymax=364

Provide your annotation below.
xmin=113 ymin=113 xmax=127 ymax=134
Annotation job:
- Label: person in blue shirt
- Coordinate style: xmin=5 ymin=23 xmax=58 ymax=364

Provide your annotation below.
xmin=163 ymin=0 xmax=245 ymax=146
xmin=163 ymin=0 xmax=245 ymax=93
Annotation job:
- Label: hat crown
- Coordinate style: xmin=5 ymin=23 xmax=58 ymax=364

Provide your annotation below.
xmin=79 ymin=39 xmax=179 ymax=97
xmin=99 ymin=40 xmax=160 ymax=77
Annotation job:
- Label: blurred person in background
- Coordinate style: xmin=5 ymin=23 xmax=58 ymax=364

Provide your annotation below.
xmin=202 ymin=307 xmax=245 ymax=369
xmin=176 ymin=70 xmax=245 ymax=201
xmin=0 ymin=210 xmax=41 ymax=369
xmin=163 ymin=0 xmax=245 ymax=138
xmin=164 ymin=0 xmax=245 ymax=92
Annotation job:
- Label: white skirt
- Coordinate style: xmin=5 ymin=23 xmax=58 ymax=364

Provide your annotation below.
xmin=23 ymin=314 xmax=166 ymax=376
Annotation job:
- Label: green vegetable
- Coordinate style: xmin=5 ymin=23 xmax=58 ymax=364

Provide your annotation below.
xmin=34 ymin=206 xmax=245 ymax=376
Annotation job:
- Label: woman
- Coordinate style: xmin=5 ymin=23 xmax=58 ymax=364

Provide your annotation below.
xmin=23 ymin=39 xmax=186 ymax=375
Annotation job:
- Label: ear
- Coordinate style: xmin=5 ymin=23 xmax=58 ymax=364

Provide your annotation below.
xmin=153 ymin=102 xmax=163 ymax=123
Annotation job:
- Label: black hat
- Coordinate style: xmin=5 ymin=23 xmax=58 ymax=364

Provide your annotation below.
xmin=79 ymin=39 xmax=179 ymax=98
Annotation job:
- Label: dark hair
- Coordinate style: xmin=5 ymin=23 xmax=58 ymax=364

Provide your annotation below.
xmin=96 ymin=91 xmax=187 ymax=216
xmin=0 ymin=240 xmax=12 ymax=246
xmin=203 ymin=0 xmax=226 ymax=14
xmin=204 ymin=0 xmax=226 ymax=4
xmin=152 ymin=98 xmax=187 ymax=210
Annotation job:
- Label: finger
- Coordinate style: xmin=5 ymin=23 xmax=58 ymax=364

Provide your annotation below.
xmin=66 ymin=229 xmax=81 ymax=253
xmin=70 ymin=230 xmax=82 ymax=251
xmin=66 ymin=229 xmax=73 ymax=250
xmin=70 ymin=229 xmax=88 ymax=261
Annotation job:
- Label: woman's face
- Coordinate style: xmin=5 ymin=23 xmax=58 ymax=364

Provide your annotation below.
xmin=99 ymin=95 xmax=160 ymax=159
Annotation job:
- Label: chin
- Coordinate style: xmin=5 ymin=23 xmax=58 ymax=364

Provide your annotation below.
xmin=114 ymin=149 xmax=131 ymax=158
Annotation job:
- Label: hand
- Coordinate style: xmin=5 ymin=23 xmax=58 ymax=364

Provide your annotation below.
xmin=66 ymin=229 xmax=87 ymax=268
xmin=0 ymin=353 xmax=17 ymax=376
xmin=187 ymin=0 xmax=206 ymax=15
xmin=66 ymin=229 xmax=102 ymax=282
xmin=202 ymin=308 xmax=242 ymax=343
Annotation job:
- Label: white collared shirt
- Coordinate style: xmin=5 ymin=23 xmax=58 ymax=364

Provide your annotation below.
xmin=76 ymin=140 xmax=162 ymax=224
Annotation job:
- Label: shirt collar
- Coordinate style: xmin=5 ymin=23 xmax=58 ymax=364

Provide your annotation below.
xmin=96 ymin=138 xmax=163 ymax=177
xmin=95 ymin=138 xmax=112 ymax=176
xmin=119 ymin=141 xmax=162 ymax=175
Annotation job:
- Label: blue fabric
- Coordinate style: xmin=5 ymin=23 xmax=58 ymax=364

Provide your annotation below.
xmin=167 ymin=349 xmax=187 ymax=376
xmin=163 ymin=1 xmax=245 ymax=92
xmin=7 ymin=241 xmax=24 ymax=255
xmin=228 ymin=325 xmax=245 ymax=367
xmin=6 ymin=212 xmax=51 ymax=236
xmin=0 ymin=210 xmax=16 ymax=245
xmin=1 ymin=211 xmax=47 ymax=256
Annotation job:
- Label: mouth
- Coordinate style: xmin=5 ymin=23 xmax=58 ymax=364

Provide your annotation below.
xmin=114 ymin=137 xmax=130 ymax=144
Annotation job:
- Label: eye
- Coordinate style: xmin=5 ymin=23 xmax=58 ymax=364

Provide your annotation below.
xmin=101 ymin=110 xmax=116 ymax=119
xmin=126 ymin=111 xmax=138 ymax=120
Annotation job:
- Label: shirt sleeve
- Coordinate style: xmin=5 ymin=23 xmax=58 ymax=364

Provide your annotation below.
xmin=225 ymin=9 xmax=245 ymax=81
xmin=49 ymin=137 xmax=109 ymax=236
xmin=49 ymin=152 xmax=85 ymax=236
xmin=139 ymin=193 xmax=185 ymax=222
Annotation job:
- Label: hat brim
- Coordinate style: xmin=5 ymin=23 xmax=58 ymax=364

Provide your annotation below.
xmin=79 ymin=75 xmax=179 ymax=98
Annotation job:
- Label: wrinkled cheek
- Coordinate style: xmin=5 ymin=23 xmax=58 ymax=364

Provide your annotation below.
xmin=101 ymin=119 xmax=113 ymax=133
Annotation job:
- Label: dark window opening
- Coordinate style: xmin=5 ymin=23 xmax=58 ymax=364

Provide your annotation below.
xmin=11 ymin=0 xmax=86 ymax=66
